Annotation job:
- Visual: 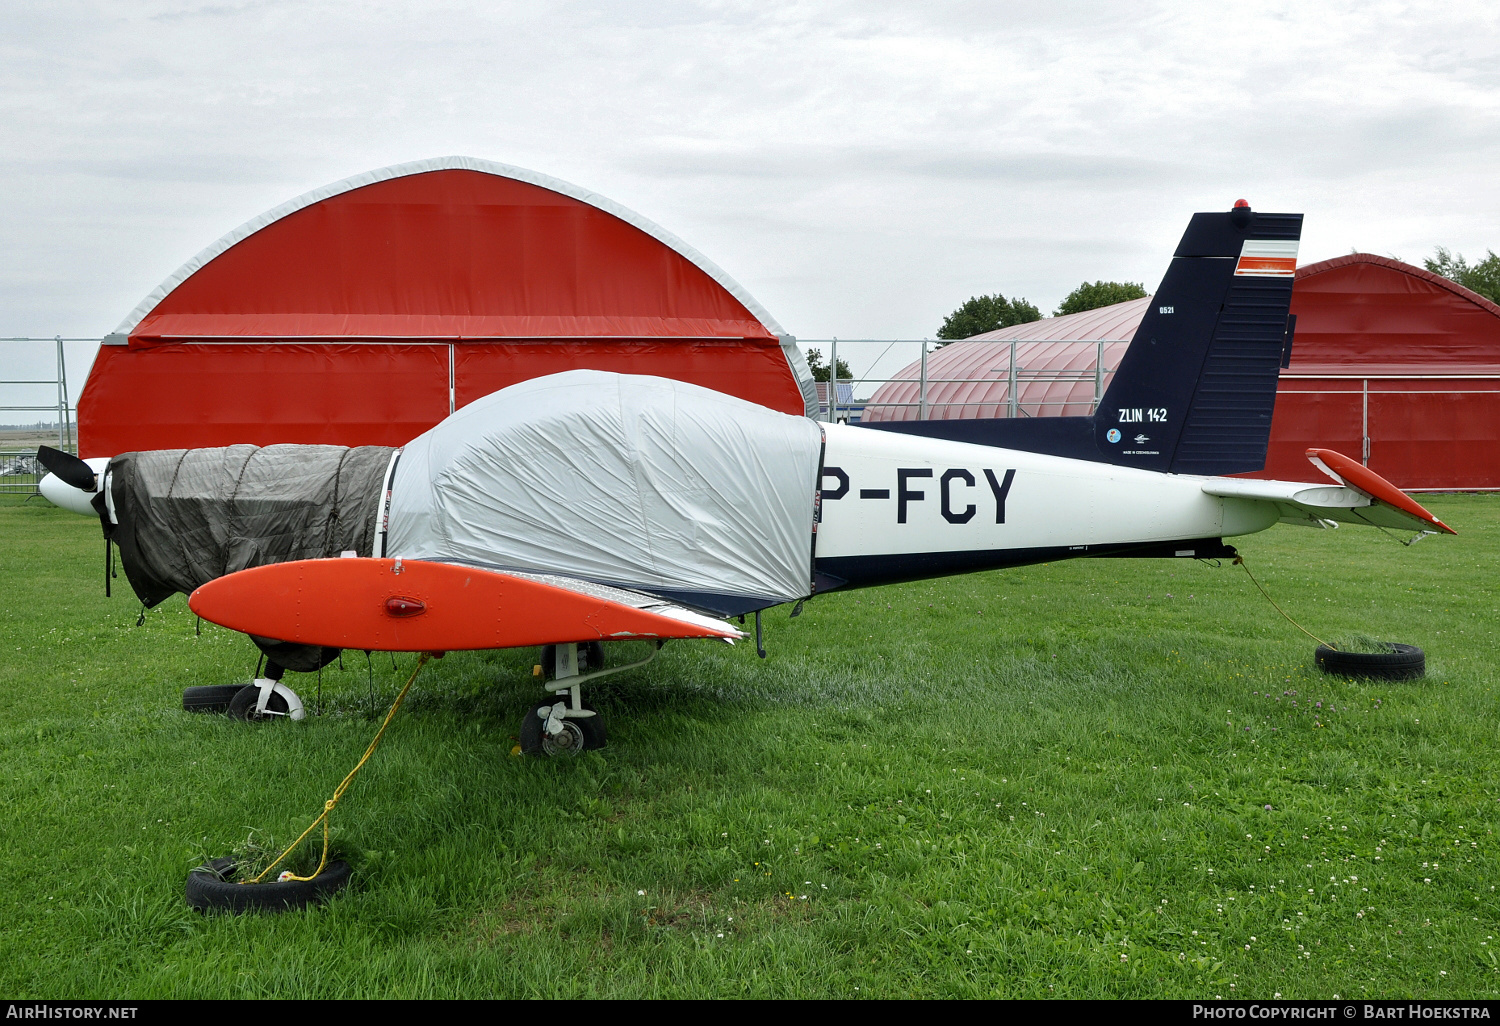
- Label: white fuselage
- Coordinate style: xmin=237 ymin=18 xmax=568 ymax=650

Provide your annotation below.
xmin=816 ymin=424 xmax=1276 ymax=574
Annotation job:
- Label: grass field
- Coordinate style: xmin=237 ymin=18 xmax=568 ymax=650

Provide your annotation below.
xmin=1 ymin=491 xmax=1497 ymax=999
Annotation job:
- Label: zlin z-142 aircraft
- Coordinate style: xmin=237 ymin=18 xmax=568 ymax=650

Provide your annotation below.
xmin=38 ymin=202 xmax=1453 ymax=756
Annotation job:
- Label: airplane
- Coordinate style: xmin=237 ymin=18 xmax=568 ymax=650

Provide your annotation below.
xmin=37 ymin=201 xmax=1454 ymax=756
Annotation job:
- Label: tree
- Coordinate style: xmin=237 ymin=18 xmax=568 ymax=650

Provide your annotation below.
xmin=1054 ymin=280 xmax=1148 ymax=316
xmin=935 ymin=293 xmax=1041 ymax=343
xmin=804 ymin=348 xmax=853 ymax=383
xmin=1424 ymin=247 xmax=1500 ymax=305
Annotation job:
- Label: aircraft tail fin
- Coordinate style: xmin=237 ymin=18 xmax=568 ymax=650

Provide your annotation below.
xmin=861 ymin=203 xmax=1302 ymax=476
xmin=1095 ymin=203 xmax=1302 ymax=475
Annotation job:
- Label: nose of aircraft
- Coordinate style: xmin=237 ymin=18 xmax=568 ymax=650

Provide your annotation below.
xmin=35 ymin=448 xmax=112 ymax=516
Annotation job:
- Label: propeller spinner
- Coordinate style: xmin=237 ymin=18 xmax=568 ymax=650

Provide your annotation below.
xmin=36 ymin=445 xmax=97 ymax=491
xmin=36 ymin=446 xmax=111 ymax=516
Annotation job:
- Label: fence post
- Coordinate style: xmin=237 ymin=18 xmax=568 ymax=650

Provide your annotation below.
xmin=829 ymin=338 xmax=838 ymax=424
xmin=1094 ymin=339 xmax=1104 ymax=412
xmin=448 ymin=344 xmax=456 ymax=416
xmin=54 ymin=336 xmax=66 ymax=451
xmin=918 ymin=341 xmax=928 ymax=421
xmin=1362 ymin=378 xmax=1370 ymax=465
xmin=1008 ymin=339 xmax=1018 ymax=419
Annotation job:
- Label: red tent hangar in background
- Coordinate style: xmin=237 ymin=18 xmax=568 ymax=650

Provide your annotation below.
xmin=1266 ymin=254 xmax=1500 ymax=488
xmin=866 ymin=253 xmax=1500 ymax=491
xmin=77 ymin=157 xmax=817 ymax=457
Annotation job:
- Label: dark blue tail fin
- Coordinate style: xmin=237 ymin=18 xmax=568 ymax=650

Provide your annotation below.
xmin=864 ymin=203 xmax=1303 ymax=476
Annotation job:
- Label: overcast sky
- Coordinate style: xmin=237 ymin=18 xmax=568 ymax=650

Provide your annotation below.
xmin=3 ymin=0 xmax=1498 ymax=408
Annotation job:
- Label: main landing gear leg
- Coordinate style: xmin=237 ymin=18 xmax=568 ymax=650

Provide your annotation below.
xmin=519 ymin=641 xmax=665 ymax=757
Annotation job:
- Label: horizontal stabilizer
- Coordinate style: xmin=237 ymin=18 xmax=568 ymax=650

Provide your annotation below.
xmin=1202 ymin=449 xmax=1454 ymax=535
xmin=188 ymin=557 xmax=744 ymax=652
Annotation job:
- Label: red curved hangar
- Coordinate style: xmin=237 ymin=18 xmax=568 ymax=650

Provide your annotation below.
xmin=77 ymin=157 xmax=817 ymax=457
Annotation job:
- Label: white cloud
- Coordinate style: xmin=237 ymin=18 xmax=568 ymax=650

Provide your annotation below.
xmin=1 ymin=0 xmax=1497 ymax=370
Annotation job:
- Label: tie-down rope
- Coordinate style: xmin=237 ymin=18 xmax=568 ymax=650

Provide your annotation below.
xmin=247 ymin=652 xmax=431 ymax=885
xmin=1233 ymin=555 xmax=1332 ymax=650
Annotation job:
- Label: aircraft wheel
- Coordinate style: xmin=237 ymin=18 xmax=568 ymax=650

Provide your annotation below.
xmin=519 ymin=701 xmax=606 ymax=756
xmin=229 ymin=683 xmax=293 ymax=721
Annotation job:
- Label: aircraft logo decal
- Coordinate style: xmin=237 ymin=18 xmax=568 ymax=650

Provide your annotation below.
xmin=1106 ymin=428 xmax=1121 ymax=443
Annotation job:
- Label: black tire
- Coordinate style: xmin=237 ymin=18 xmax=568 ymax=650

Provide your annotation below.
xmin=1315 ymin=643 xmax=1425 ymax=680
xmin=519 ymin=700 xmax=606 ymax=756
xmin=538 ymin=642 xmax=606 ymax=679
xmin=228 ymin=683 xmax=292 ymax=721
xmin=185 ymin=856 xmax=351 ymax=913
xmin=182 ymin=684 xmax=244 ymax=713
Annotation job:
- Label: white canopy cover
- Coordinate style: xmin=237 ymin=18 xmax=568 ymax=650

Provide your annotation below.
xmin=386 ymin=370 xmax=824 ymax=610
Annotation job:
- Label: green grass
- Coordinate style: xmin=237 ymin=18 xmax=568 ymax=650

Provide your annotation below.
xmin=1 ymin=492 xmax=1498 ymax=999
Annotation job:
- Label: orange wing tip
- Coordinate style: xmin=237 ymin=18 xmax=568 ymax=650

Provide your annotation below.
xmin=1305 ymin=448 xmax=1456 ymax=535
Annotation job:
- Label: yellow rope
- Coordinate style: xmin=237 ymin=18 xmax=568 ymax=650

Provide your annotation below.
xmin=1233 ymin=556 xmax=1333 ymax=649
xmin=247 ymin=652 xmax=431 ymax=885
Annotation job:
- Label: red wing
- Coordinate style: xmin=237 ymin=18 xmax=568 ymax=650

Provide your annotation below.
xmin=188 ymin=558 xmax=744 ymax=652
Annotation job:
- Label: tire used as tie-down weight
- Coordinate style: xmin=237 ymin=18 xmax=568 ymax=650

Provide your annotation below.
xmin=1315 ymin=643 xmax=1425 ymax=681
xmin=185 ymin=857 xmax=351 ymax=913
xmin=182 ymin=684 xmax=245 ymax=713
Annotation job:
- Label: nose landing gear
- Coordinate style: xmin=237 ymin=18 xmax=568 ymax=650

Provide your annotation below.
xmin=227 ymin=674 xmax=307 ymax=721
